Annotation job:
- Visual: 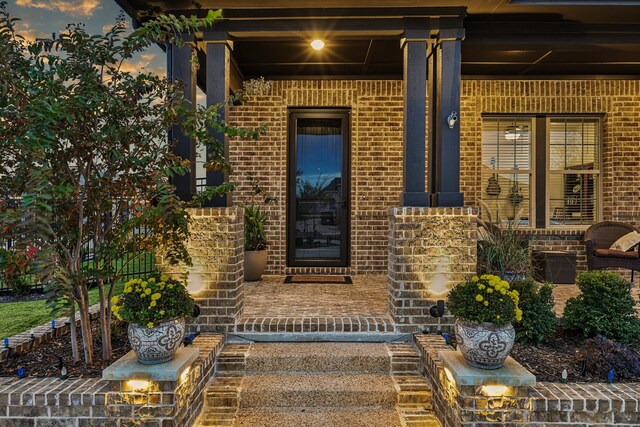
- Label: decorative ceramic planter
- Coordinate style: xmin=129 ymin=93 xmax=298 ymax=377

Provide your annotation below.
xmin=454 ymin=319 xmax=515 ymax=369
xmin=244 ymin=249 xmax=268 ymax=281
xmin=128 ymin=318 xmax=185 ymax=365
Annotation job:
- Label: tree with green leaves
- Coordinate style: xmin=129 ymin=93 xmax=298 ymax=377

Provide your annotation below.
xmin=0 ymin=3 xmax=264 ymax=365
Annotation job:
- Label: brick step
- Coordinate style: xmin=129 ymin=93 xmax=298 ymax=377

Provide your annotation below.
xmin=201 ymin=407 xmax=406 ymax=427
xmin=243 ymin=342 xmax=391 ymax=373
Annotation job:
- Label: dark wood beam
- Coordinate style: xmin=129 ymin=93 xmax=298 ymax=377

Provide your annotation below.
xmin=204 ymin=32 xmax=233 ymax=207
xmin=431 ymin=29 xmax=464 ymax=207
xmin=401 ymin=19 xmax=431 ymax=207
xmin=167 ymin=41 xmax=197 ymax=201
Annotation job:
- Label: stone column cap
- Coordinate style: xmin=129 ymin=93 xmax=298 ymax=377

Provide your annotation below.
xmin=438 ymin=350 xmax=536 ymax=387
xmin=103 ymin=347 xmax=199 ymax=382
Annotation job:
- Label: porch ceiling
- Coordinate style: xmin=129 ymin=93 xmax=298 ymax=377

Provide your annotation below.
xmin=117 ymin=1 xmax=640 ymax=77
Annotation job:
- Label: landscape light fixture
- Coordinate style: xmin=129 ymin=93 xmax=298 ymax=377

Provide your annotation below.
xmin=311 ymin=39 xmax=325 ymax=50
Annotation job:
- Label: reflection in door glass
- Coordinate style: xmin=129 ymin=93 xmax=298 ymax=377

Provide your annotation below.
xmin=295 ymin=119 xmax=342 ymax=259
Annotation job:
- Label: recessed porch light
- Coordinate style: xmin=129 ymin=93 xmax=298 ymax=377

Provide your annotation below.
xmin=310 ymin=39 xmax=325 ymax=50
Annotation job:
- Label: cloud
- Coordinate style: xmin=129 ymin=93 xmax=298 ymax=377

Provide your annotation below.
xmin=13 ymin=21 xmax=51 ymax=43
xmin=15 ymin=0 xmax=102 ymax=17
xmin=119 ymin=53 xmax=165 ymax=76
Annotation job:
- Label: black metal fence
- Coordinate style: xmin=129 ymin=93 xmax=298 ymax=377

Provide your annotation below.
xmin=0 ymin=229 xmax=155 ymax=296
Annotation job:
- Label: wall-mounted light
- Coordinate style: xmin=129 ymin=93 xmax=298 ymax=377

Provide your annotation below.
xmin=480 ymin=385 xmax=508 ymax=396
xmin=447 ymin=111 xmax=458 ymax=129
xmin=127 ymin=379 xmax=151 ymax=391
xmin=311 ymin=39 xmax=325 ymax=50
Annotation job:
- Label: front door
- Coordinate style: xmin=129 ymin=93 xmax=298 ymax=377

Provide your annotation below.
xmin=287 ymin=109 xmax=350 ymax=267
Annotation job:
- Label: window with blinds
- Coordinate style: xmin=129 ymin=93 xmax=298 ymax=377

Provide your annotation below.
xmin=548 ymin=118 xmax=600 ymax=226
xmin=481 ymin=117 xmax=533 ymax=225
xmin=481 ymin=116 xmax=601 ymax=229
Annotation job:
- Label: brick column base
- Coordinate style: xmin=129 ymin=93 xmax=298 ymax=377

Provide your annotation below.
xmin=388 ymin=207 xmax=477 ymax=333
xmin=157 ymin=207 xmax=244 ymax=333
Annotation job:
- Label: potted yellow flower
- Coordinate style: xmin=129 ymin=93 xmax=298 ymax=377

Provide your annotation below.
xmin=112 ymin=275 xmax=194 ymax=364
xmin=447 ymin=274 xmax=523 ymax=369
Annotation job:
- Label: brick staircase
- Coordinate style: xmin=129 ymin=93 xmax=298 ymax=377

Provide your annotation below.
xmin=197 ymin=342 xmax=440 ymax=427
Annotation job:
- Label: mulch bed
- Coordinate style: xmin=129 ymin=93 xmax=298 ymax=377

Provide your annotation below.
xmin=511 ymin=330 xmax=640 ymax=383
xmin=0 ymin=320 xmax=130 ymax=378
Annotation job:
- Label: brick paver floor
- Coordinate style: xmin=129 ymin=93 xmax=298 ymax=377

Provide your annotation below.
xmin=239 ymin=275 xmax=640 ymax=332
xmin=239 ymin=275 xmax=394 ymax=333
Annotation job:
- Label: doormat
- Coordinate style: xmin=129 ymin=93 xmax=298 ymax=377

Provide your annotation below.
xmin=284 ymin=275 xmax=353 ymax=284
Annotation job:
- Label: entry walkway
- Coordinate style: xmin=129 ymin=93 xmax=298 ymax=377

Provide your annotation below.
xmin=237 ymin=275 xmax=394 ymax=333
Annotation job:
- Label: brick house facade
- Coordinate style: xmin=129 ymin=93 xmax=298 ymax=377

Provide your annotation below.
xmin=226 ymin=79 xmax=640 ymax=275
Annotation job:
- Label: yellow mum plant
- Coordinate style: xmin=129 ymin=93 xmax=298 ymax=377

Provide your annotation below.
xmin=112 ymin=275 xmax=194 ymax=328
xmin=447 ymin=274 xmax=522 ymax=326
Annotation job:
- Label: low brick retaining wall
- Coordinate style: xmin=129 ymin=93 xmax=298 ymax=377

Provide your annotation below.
xmin=415 ymin=334 xmax=640 ymax=426
xmin=0 ymin=334 xmax=223 ymax=427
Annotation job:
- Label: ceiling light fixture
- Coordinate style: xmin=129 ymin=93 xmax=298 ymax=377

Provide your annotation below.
xmin=310 ymin=39 xmax=325 ymax=50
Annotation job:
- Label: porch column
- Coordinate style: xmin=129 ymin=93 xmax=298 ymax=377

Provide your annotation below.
xmin=431 ymin=28 xmax=465 ymax=207
xmin=203 ymin=32 xmax=233 ymax=207
xmin=167 ymin=40 xmax=197 ymax=201
xmin=401 ymin=19 xmax=431 ymax=207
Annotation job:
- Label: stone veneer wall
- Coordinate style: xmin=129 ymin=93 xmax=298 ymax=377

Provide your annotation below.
xmin=0 ymin=334 xmax=223 ymax=427
xmin=227 ymin=79 xmax=640 ymax=275
xmin=157 ymin=208 xmax=244 ymax=333
xmin=415 ymin=335 xmax=640 ymax=426
xmin=388 ymin=208 xmax=477 ymax=333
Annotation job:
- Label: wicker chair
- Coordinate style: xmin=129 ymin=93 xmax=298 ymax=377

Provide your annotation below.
xmin=584 ymin=221 xmax=640 ymax=282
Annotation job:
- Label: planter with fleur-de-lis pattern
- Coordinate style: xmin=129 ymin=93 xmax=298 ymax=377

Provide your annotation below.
xmin=454 ymin=320 xmax=515 ymax=369
xmin=128 ymin=318 xmax=185 ymax=365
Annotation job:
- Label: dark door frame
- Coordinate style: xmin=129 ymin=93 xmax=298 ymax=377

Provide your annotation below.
xmin=286 ymin=108 xmax=351 ymax=268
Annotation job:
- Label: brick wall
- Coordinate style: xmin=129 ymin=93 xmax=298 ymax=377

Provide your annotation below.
xmin=388 ymin=208 xmax=477 ymax=333
xmin=461 ymin=79 xmax=640 ymax=225
xmin=227 ymin=79 xmax=640 ymax=275
xmin=415 ymin=334 xmax=640 ymax=427
xmin=0 ymin=334 xmax=223 ymax=427
xmin=157 ymin=208 xmax=244 ymax=333
xmin=228 ymin=81 xmax=406 ymax=275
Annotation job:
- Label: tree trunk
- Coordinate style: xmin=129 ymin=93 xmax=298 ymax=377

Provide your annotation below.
xmin=69 ymin=303 xmax=80 ymax=362
xmin=98 ymin=280 xmax=112 ymax=361
xmin=77 ymin=283 xmax=94 ymax=365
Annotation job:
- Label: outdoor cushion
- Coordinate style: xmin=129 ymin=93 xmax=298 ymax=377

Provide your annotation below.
xmin=610 ymin=230 xmax=640 ymax=252
xmin=594 ymin=248 xmax=640 ymax=259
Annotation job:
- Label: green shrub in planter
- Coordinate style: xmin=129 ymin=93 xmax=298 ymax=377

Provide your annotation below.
xmin=510 ymin=279 xmax=557 ymax=346
xmin=563 ymin=271 xmax=640 ymax=343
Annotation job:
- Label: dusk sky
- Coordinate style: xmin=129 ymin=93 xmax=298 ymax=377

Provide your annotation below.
xmin=6 ymin=0 xmax=166 ymax=76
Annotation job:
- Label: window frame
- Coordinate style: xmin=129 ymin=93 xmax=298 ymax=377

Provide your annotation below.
xmin=481 ymin=115 xmax=536 ymax=228
xmin=481 ymin=113 xmax=603 ymax=230
xmin=544 ymin=115 xmax=603 ymax=229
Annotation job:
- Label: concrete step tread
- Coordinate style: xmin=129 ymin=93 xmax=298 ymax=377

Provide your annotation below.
xmin=231 ymin=408 xmax=404 ymax=427
xmin=243 ymin=342 xmax=391 ymax=373
xmin=239 ymin=372 xmax=395 ymax=392
xmin=237 ymin=373 xmax=397 ymax=408
xmin=247 ymin=342 xmax=390 ymax=357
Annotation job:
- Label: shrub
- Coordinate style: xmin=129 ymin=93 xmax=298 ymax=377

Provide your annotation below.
xmin=447 ymin=274 xmax=522 ymax=326
xmin=563 ymin=271 xmax=640 ymax=343
xmin=510 ymin=279 xmax=557 ymax=345
xmin=112 ymin=275 xmax=194 ymax=328
xmin=10 ymin=275 xmax=32 ymax=296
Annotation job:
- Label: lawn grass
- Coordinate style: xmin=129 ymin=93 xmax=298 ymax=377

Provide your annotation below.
xmin=0 ymin=282 xmax=125 ymax=339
